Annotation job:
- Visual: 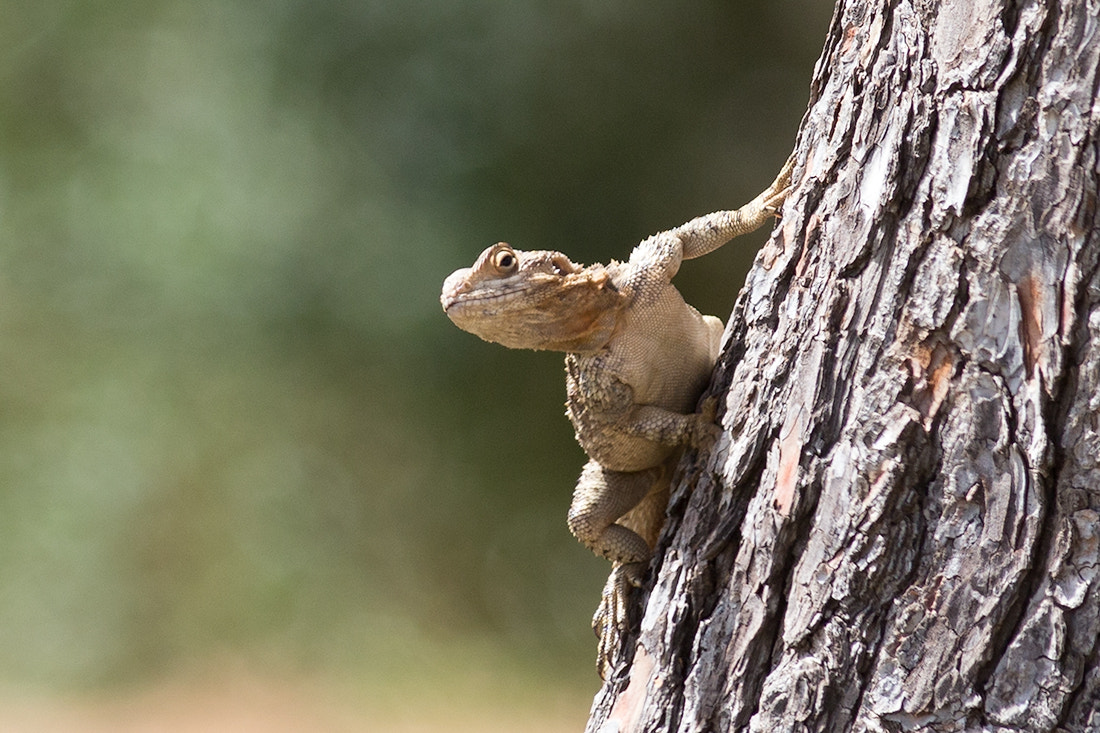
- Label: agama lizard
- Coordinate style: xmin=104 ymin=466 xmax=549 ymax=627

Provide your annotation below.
xmin=441 ymin=158 xmax=793 ymax=678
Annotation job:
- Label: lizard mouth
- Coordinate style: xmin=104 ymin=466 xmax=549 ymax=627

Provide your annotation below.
xmin=441 ymin=282 xmax=538 ymax=314
xmin=440 ymin=269 xmax=538 ymax=314
xmin=441 ymin=257 xmax=578 ymax=315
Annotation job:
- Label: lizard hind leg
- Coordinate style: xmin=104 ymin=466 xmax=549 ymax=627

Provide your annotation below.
xmin=567 ymin=459 xmax=662 ymax=570
xmin=568 ymin=459 xmax=675 ymax=679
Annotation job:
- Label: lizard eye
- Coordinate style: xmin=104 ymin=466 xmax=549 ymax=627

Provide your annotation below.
xmin=492 ymin=247 xmax=518 ymax=273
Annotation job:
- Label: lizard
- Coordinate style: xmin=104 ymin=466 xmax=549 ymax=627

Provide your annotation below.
xmin=440 ymin=157 xmax=793 ymax=678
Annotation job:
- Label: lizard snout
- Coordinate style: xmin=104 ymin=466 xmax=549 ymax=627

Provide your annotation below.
xmin=440 ymin=268 xmax=474 ymax=312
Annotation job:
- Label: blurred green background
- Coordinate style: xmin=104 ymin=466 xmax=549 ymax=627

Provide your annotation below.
xmin=0 ymin=0 xmax=829 ymax=725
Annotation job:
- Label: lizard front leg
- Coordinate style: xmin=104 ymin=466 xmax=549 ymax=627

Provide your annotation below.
xmin=620 ymin=400 xmax=722 ymax=453
xmin=674 ymin=155 xmax=795 ymax=260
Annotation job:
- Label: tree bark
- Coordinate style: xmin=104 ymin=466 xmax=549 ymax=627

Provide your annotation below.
xmin=586 ymin=0 xmax=1100 ymax=731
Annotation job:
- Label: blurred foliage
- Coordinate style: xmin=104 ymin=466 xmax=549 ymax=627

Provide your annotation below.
xmin=0 ymin=0 xmax=830 ymax=695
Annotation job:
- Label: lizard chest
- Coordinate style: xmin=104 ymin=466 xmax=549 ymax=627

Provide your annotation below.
xmin=565 ymin=351 xmax=632 ymax=424
xmin=564 ymin=352 xmax=675 ymax=471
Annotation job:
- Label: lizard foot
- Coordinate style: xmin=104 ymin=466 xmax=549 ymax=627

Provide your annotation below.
xmin=688 ymin=395 xmax=722 ymax=452
xmin=593 ymin=561 xmax=644 ymax=680
xmin=761 ymin=154 xmax=796 ymax=217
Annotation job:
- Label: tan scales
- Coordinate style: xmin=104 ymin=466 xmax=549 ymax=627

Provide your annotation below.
xmin=441 ymin=157 xmax=793 ymax=678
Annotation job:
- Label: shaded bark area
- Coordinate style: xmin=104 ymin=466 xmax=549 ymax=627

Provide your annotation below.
xmin=586 ymin=0 xmax=1100 ymax=731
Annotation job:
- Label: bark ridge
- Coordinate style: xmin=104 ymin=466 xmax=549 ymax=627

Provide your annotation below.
xmin=586 ymin=1 xmax=1100 ymax=731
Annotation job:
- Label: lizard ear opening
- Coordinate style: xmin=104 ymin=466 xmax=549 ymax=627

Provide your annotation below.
xmin=550 ymin=254 xmax=577 ymax=276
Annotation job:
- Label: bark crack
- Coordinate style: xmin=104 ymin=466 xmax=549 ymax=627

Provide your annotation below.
xmin=586 ymin=0 xmax=1100 ymax=728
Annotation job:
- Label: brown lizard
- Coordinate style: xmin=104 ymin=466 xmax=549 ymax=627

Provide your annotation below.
xmin=440 ymin=158 xmax=793 ymax=678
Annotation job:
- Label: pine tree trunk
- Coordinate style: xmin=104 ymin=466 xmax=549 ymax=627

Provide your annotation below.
xmin=586 ymin=0 xmax=1100 ymax=730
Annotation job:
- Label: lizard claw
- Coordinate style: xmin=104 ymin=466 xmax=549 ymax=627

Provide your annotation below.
xmin=593 ymin=562 xmax=643 ymax=680
xmin=688 ymin=395 xmax=722 ymax=452
xmin=762 ymin=154 xmax=796 ymax=218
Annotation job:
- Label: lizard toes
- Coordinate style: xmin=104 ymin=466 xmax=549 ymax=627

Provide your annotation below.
xmin=593 ymin=564 xmax=639 ymax=680
xmin=689 ymin=396 xmax=722 ymax=452
xmin=762 ymin=154 xmax=796 ymax=218
xmin=773 ymin=154 xmax=795 ymax=191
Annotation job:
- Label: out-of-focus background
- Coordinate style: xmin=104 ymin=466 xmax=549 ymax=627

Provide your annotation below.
xmin=0 ymin=1 xmax=830 ymax=729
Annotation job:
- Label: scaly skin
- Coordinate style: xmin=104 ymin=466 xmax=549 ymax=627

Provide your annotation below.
xmin=441 ymin=157 xmax=793 ymax=678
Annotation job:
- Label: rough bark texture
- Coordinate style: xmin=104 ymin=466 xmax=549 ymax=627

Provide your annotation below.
xmin=586 ymin=0 xmax=1100 ymax=731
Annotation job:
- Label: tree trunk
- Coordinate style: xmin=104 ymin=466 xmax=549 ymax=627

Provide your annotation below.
xmin=586 ymin=0 xmax=1100 ymax=730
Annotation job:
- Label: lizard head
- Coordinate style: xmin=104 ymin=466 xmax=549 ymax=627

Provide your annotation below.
xmin=441 ymin=243 xmax=628 ymax=353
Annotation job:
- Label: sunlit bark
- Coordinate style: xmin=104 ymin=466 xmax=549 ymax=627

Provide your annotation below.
xmin=587 ymin=0 xmax=1100 ymax=730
